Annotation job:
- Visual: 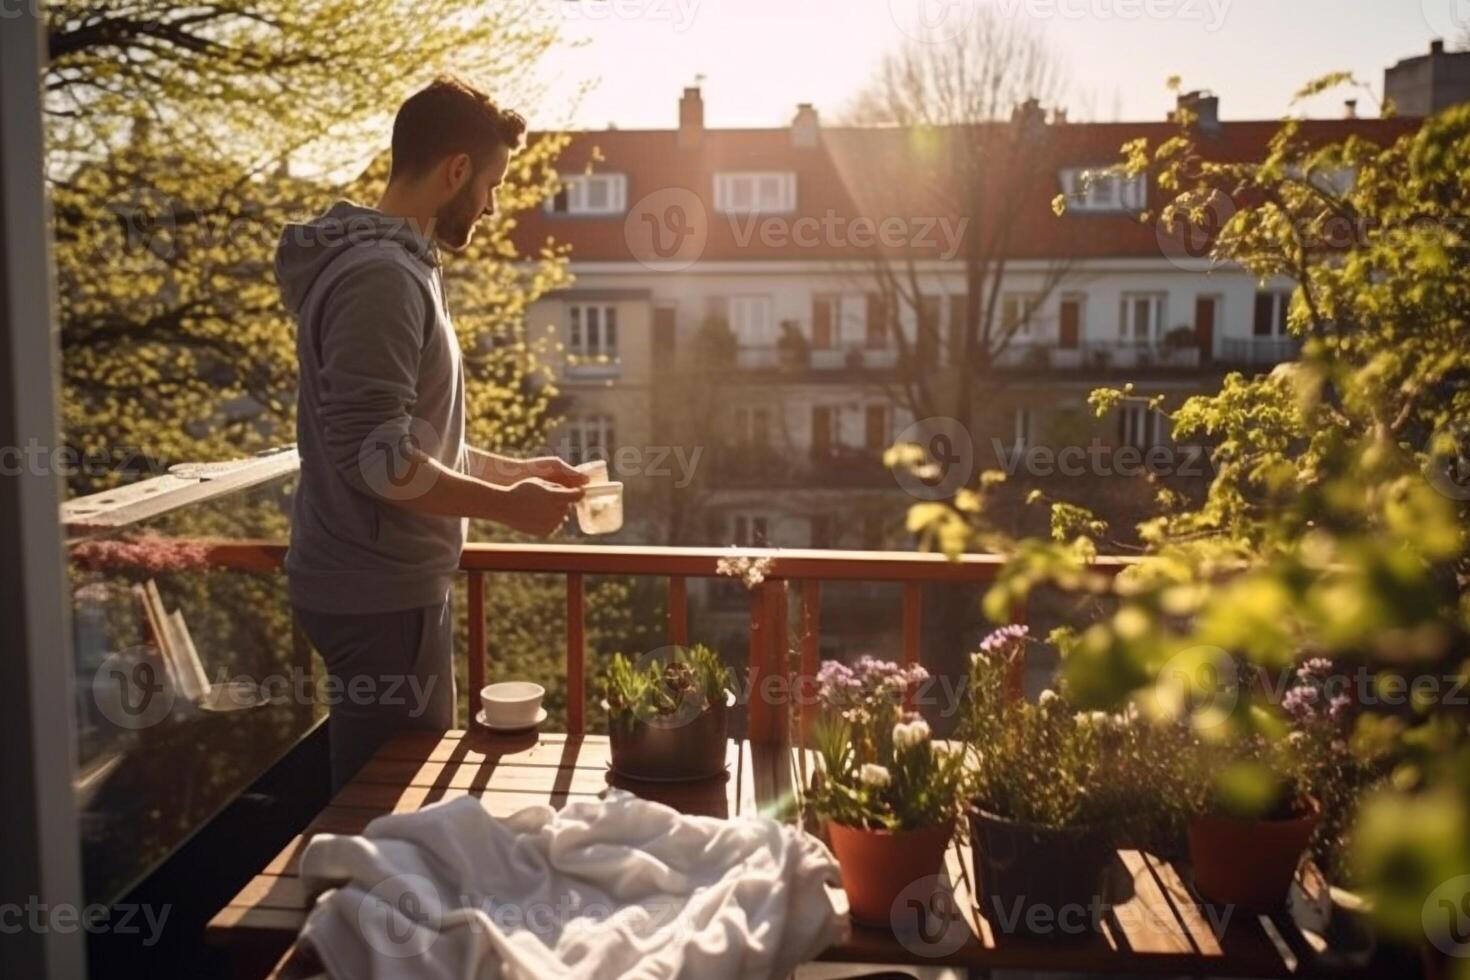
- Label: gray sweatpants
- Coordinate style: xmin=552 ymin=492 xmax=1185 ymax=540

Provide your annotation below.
xmin=294 ymin=594 xmax=457 ymax=794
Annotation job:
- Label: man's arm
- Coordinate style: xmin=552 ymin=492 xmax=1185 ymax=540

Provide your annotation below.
xmin=466 ymin=447 xmax=590 ymax=489
xmin=313 ymin=262 xmax=580 ymax=536
xmin=390 ymin=455 xmax=583 ymax=537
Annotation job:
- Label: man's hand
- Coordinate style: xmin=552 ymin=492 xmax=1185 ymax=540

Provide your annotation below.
xmin=521 ymin=455 xmax=591 ymax=489
xmin=499 ymin=478 xmax=584 ymax=537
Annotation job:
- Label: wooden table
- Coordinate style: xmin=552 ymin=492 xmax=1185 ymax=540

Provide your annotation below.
xmin=209 ymin=728 xmax=1367 ymax=979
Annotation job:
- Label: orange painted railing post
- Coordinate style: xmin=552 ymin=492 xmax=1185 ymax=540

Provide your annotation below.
xmin=747 ymin=584 xmax=769 ymax=743
xmin=668 ymin=575 xmax=688 ymax=648
xmin=902 ymin=581 xmax=923 ymax=712
xmin=799 ymin=580 xmax=820 ymax=744
xmin=467 ymin=571 xmax=485 ymax=726
xmin=567 ymin=572 xmax=585 ymax=736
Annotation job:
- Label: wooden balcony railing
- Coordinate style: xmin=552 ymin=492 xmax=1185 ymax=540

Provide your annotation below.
xmin=193 ymin=540 xmax=1137 ymax=745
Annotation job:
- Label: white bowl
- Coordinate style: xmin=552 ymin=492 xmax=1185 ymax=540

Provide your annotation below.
xmin=480 ymin=681 xmax=545 ymax=729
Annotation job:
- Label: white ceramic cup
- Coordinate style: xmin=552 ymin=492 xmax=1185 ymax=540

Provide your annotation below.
xmin=576 ymin=459 xmax=610 ymax=484
xmin=576 ymin=481 xmax=624 ymax=535
xmin=480 ymin=681 xmax=545 ymax=728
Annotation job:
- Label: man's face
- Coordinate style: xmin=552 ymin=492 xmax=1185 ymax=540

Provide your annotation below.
xmin=434 ymin=144 xmax=511 ymax=253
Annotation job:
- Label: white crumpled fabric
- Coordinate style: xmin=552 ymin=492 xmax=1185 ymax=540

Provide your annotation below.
xmin=298 ymin=790 xmax=848 ymax=979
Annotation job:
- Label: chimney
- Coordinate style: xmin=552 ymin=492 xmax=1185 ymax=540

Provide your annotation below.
xmin=1011 ymin=97 xmax=1047 ymax=137
xmin=678 ymin=87 xmax=704 ymax=148
xmin=1343 ymin=99 xmax=1359 ymax=119
xmin=1431 ymin=39 xmax=1446 ymax=56
xmin=1173 ymin=90 xmax=1221 ymax=133
xmin=792 ymin=103 xmax=820 ymax=147
xmin=1051 ymin=107 xmax=1069 ymax=125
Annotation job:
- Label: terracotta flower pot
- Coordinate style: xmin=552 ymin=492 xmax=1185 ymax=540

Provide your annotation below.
xmin=827 ymin=819 xmax=955 ymax=928
xmin=1187 ymin=800 xmax=1319 ymax=910
xmin=968 ymin=808 xmax=1113 ymax=939
xmin=607 ymin=693 xmax=730 ymax=783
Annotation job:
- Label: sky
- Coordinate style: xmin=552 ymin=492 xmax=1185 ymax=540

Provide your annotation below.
xmin=527 ymin=0 xmax=1463 ymax=130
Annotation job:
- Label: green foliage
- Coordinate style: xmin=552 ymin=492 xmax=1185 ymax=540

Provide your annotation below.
xmin=43 ymin=0 xmax=571 ymax=490
xmin=963 ymin=639 xmax=1193 ymax=845
xmin=600 ymin=644 xmax=732 ymax=724
xmin=908 ymin=93 xmax=1470 ymax=937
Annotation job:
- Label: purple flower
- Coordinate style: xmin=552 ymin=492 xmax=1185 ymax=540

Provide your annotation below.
xmin=817 ymin=656 xmax=927 ymax=708
xmin=977 ymin=624 xmax=1030 ymax=656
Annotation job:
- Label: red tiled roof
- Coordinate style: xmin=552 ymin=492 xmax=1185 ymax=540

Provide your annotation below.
xmin=510 ymin=117 xmax=1418 ymax=264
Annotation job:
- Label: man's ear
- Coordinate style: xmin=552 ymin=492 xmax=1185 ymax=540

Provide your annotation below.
xmin=444 ymin=152 xmax=473 ymax=192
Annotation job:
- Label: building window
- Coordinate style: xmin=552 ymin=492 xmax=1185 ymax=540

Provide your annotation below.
xmin=949 ymin=293 xmax=968 ymax=363
xmin=812 ymin=294 xmax=839 ymax=350
xmin=1001 ymin=293 xmax=1042 ymax=339
xmin=1254 ymin=291 xmax=1290 ymax=337
xmin=1059 ymin=295 xmax=1084 ymax=350
xmin=1060 ymin=167 xmax=1146 ymax=213
xmin=732 ymin=514 xmax=769 ymax=547
xmin=1119 ymin=293 xmax=1166 ymax=345
xmin=916 ymin=295 xmax=942 ymax=367
xmin=861 ymin=514 xmax=886 ymax=550
xmin=564 ymin=414 xmax=615 ymax=463
xmin=865 ymin=294 xmax=894 ymax=349
xmin=714 ymin=172 xmax=797 ymax=214
xmin=1013 ymin=406 xmax=1032 ymax=451
xmin=546 ymin=173 xmax=628 ymax=215
xmin=810 ymin=514 xmax=834 ymax=549
xmin=865 ymin=404 xmax=889 ymax=453
xmin=732 ymin=406 xmax=770 ymax=447
xmin=811 ymin=405 xmax=838 ymax=457
xmin=568 ymin=304 xmax=618 ymax=358
xmin=729 ymin=295 xmax=774 ymax=347
xmin=1118 ymin=403 xmax=1163 ymax=451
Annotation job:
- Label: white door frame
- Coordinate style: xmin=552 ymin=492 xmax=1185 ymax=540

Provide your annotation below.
xmin=0 ymin=9 xmax=88 ymax=978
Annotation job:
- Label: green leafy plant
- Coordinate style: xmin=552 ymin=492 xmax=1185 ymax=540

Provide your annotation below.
xmin=804 ymin=658 xmax=965 ymax=832
xmin=900 ymin=92 xmax=1470 ymax=946
xmin=964 ymin=631 xmax=1193 ymax=846
xmin=601 ymin=644 xmax=732 ymax=724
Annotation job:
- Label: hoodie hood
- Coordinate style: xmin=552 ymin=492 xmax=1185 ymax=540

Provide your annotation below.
xmin=275 ymin=200 xmax=440 ymax=316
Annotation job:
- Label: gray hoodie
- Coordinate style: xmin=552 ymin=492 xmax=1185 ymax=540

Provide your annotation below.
xmin=276 ymin=200 xmax=467 ymax=615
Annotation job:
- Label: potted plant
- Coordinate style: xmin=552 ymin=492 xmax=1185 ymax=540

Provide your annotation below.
xmin=776 ymin=320 xmax=810 ymax=371
xmin=1177 ymin=656 xmax=1377 ymax=911
xmin=961 ymin=627 xmax=1134 ymax=939
xmin=1184 ymin=756 xmax=1320 ymax=910
xmin=804 ymin=657 xmax=965 ymax=928
xmin=602 ymin=644 xmax=734 ymax=782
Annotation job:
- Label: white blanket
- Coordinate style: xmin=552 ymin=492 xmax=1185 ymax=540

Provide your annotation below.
xmin=298 ymin=790 xmax=849 ymax=979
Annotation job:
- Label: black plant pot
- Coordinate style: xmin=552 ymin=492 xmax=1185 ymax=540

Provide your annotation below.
xmin=968 ymin=807 xmax=1114 ymax=941
xmin=607 ymin=693 xmax=730 ymax=783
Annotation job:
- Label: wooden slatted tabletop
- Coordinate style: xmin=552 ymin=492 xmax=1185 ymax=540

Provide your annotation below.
xmin=208 ymin=728 xmax=1361 ymax=979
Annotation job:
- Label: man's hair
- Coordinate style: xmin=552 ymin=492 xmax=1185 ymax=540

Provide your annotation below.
xmin=388 ymin=75 xmax=526 ymax=183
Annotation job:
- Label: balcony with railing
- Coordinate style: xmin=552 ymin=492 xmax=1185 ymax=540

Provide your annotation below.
xmin=1221 ymin=336 xmax=1302 ymax=366
xmin=61 ymin=449 xmax=1397 ymax=979
xmin=731 ymin=344 xmax=901 ymax=375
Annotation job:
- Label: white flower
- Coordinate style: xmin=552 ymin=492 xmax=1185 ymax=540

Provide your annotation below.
xmin=893 ymin=719 xmax=932 ymax=750
xmin=859 ymin=763 xmax=891 ymax=788
xmin=1074 ymin=711 xmax=1109 ymax=728
xmin=1038 ymin=689 xmax=1059 ymax=706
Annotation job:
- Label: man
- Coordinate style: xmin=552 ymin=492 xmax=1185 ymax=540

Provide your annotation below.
xmin=275 ymin=76 xmax=586 ymax=791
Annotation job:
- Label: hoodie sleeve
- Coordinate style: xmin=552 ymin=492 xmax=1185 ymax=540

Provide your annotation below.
xmin=315 ymin=259 xmax=432 ymax=497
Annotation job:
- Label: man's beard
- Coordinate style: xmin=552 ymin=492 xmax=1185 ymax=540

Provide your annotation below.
xmin=434 ymin=180 xmax=480 ymax=252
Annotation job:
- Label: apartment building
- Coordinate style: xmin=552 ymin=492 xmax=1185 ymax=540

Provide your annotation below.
xmin=515 ymin=84 xmax=1423 ymax=565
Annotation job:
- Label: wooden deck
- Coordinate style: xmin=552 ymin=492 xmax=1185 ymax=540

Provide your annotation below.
xmin=209 ymin=728 xmax=1362 ymax=979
